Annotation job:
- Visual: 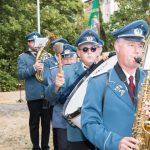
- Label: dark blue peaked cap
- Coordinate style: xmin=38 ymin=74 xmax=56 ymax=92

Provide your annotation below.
xmin=61 ymin=44 xmax=76 ymax=58
xmin=111 ymin=20 xmax=149 ymax=42
xmin=75 ymin=29 xmax=104 ymax=46
xmin=25 ymin=32 xmax=40 ymax=41
xmin=51 ymin=38 xmax=68 ymax=46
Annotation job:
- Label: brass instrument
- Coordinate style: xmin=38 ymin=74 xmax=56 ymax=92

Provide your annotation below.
xmin=132 ymin=34 xmax=150 ymax=150
xmin=35 ymin=30 xmax=56 ymax=82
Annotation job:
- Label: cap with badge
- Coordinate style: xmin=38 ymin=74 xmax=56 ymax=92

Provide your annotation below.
xmin=51 ymin=38 xmax=68 ymax=46
xmin=61 ymin=44 xmax=76 ymax=58
xmin=75 ymin=29 xmax=104 ymax=46
xmin=111 ymin=20 xmax=149 ymax=42
xmin=25 ymin=32 xmax=40 ymax=41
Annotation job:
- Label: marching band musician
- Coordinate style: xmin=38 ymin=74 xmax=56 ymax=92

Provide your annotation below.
xmin=43 ymin=38 xmax=69 ymax=116
xmin=43 ymin=38 xmax=69 ymax=150
xmin=81 ymin=20 xmax=150 ymax=150
xmin=44 ymin=43 xmax=77 ymax=150
xmin=17 ymin=32 xmax=51 ymax=150
xmin=45 ymin=29 xmax=104 ymax=150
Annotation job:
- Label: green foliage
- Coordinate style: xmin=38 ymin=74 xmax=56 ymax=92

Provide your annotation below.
xmin=103 ymin=0 xmax=150 ymax=51
xmin=1 ymin=0 xmax=149 ymax=91
xmin=0 ymin=0 xmax=86 ymax=91
xmin=0 ymin=70 xmax=17 ymax=92
xmin=40 ymin=0 xmax=87 ymax=44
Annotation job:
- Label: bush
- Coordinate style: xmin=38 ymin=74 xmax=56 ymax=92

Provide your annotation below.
xmin=0 ymin=71 xmax=18 ymax=92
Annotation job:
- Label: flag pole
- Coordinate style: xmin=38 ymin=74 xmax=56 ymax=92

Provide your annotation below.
xmin=98 ymin=0 xmax=101 ymax=36
xmin=37 ymin=0 xmax=40 ymax=34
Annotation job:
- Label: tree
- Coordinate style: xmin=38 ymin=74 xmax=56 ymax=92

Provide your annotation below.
xmin=103 ymin=0 xmax=150 ymax=51
xmin=0 ymin=0 xmax=87 ymax=91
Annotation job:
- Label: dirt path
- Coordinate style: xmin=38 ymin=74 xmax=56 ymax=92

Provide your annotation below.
xmin=0 ymin=91 xmax=53 ymax=150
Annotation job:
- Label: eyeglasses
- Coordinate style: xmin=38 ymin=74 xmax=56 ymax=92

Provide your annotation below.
xmin=80 ymin=47 xmax=97 ymax=53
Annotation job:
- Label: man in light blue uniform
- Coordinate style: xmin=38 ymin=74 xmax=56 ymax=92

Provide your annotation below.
xmin=81 ymin=20 xmax=150 ymax=150
xmin=18 ymin=32 xmax=51 ymax=150
xmin=45 ymin=43 xmax=77 ymax=150
xmin=43 ymin=38 xmax=69 ymax=150
xmin=45 ymin=29 xmax=104 ymax=150
xmin=43 ymin=38 xmax=68 ymax=114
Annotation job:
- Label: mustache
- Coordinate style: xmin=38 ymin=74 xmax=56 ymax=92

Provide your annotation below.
xmin=134 ymin=57 xmax=142 ymax=64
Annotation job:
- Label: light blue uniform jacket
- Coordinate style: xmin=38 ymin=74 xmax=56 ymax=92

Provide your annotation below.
xmin=44 ymin=65 xmax=67 ymax=129
xmin=81 ymin=67 xmax=146 ymax=150
xmin=44 ymin=55 xmax=58 ymax=71
xmin=43 ymin=55 xmax=58 ymax=85
xmin=17 ymin=51 xmax=45 ymax=101
xmin=45 ymin=61 xmax=87 ymax=141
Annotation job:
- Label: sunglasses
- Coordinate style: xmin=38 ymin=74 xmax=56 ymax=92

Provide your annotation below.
xmin=80 ymin=47 xmax=97 ymax=53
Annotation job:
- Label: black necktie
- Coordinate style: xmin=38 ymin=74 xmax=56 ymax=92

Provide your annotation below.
xmin=129 ymin=76 xmax=135 ymax=104
xmin=84 ymin=65 xmax=89 ymax=70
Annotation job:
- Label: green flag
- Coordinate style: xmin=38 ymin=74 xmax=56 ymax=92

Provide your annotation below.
xmin=88 ymin=0 xmax=100 ymax=35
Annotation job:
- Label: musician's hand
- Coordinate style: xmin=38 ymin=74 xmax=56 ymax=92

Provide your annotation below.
xmin=33 ymin=60 xmax=43 ymax=71
xmin=55 ymin=72 xmax=65 ymax=92
xmin=101 ymin=52 xmax=109 ymax=61
xmin=118 ymin=137 xmax=139 ymax=150
xmin=144 ymin=101 xmax=150 ymax=118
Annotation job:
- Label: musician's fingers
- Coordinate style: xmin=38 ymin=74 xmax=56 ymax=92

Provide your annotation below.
xmin=56 ymin=77 xmax=64 ymax=85
xmin=34 ymin=60 xmax=42 ymax=66
xmin=36 ymin=60 xmax=41 ymax=63
xmin=34 ymin=61 xmax=42 ymax=67
xmin=34 ymin=63 xmax=43 ymax=71
xmin=55 ymin=81 xmax=64 ymax=92
xmin=55 ymin=72 xmax=65 ymax=91
xmin=38 ymin=67 xmax=43 ymax=71
xmin=119 ymin=137 xmax=139 ymax=150
xmin=38 ymin=63 xmax=43 ymax=68
xmin=57 ymin=72 xmax=64 ymax=77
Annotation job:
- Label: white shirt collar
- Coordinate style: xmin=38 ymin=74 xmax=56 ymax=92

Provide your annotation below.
xmin=122 ymin=69 xmax=136 ymax=84
xmin=28 ymin=49 xmax=37 ymax=57
xmin=54 ymin=54 xmax=58 ymax=62
xmin=82 ymin=62 xmax=89 ymax=70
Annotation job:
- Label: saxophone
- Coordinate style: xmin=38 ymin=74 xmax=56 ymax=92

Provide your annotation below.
xmin=35 ymin=30 xmax=56 ymax=82
xmin=132 ymin=34 xmax=150 ymax=150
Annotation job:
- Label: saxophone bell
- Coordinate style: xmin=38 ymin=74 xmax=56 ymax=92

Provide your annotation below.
xmin=134 ymin=57 xmax=142 ymax=64
xmin=143 ymin=120 xmax=150 ymax=133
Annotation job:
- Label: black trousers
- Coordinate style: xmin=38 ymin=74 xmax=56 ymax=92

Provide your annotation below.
xmin=53 ymin=128 xmax=68 ymax=150
xmin=49 ymin=105 xmax=53 ymax=121
xmin=27 ymin=99 xmax=51 ymax=150
xmin=68 ymin=140 xmax=96 ymax=150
